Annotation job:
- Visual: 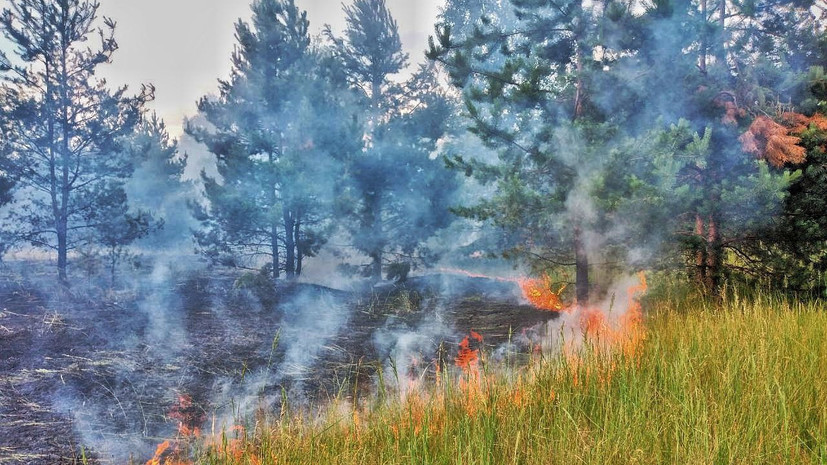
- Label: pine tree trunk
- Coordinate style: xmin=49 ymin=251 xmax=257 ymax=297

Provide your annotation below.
xmin=271 ymin=220 xmax=280 ymax=281
xmin=267 ymin=151 xmax=280 ymax=281
xmin=57 ymin=148 xmax=70 ymax=285
xmin=701 ymin=0 xmax=726 ymax=296
xmin=704 ymin=215 xmax=721 ymax=294
xmin=294 ymin=215 xmax=303 ymax=277
xmin=572 ymin=24 xmax=589 ymax=306
xmin=283 ymin=208 xmax=296 ymax=280
xmin=574 ymin=225 xmax=589 ymax=307
xmin=700 ymin=0 xmax=708 ymax=73
xmin=59 ymin=31 xmax=71 ymax=286
xmin=364 ymin=190 xmax=383 ymax=281
xmin=370 ymin=250 xmax=382 ymax=281
xmin=369 ymin=80 xmax=384 ymax=282
xmin=695 ymin=214 xmax=707 ymax=287
xmin=57 ymin=223 xmax=68 ymax=284
xmin=109 ymin=248 xmax=117 ymax=287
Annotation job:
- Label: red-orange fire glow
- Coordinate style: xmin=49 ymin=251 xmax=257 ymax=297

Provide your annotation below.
xmin=579 ymin=308 xmax=607 ymax=336
xmin=455 ymin=330 xmax=483 ymax=372
xmin=436 ymin=268 xmax=569 ymax=311
xmin=519 ymin=274 xmax=567 ymax=311
xmin=577 ymin=272 xmax=648 ymax=354
xmin=145 ymin=440 xmax=170 ymax=465
xmin=169 ymin=394 xmax=202 ymax=438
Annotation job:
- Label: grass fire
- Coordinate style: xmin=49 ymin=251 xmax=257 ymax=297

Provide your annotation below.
xmin=1 ymin=0 xmax=826 ymax=463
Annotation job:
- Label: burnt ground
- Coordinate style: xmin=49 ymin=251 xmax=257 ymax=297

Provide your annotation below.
xmin=0 ymin=265 xmax=557 ymax=464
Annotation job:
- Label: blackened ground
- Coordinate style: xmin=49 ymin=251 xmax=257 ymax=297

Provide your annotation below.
xmin=0 ymin=265 xmax=556 ymax=464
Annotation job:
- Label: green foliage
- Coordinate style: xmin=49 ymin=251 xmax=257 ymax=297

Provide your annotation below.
xmin=188 ymin=0 xmax=360 ymax=280
xmin=384 ymin=262 xmax=410 ymax=282
xmin=0 ymin=0 xmax=153 ymax=281
xmin=330 ymin=2 xmax=460 ymax=280
xmin=430 ymin=0 xmax=821 ymax=296
xmin=736 ymin=118 xmax=827 ymax=295
xmin=124 ymin=114 xmax=192 ymax=249
xmin=233 ymin=267 xmax=280 ymax=307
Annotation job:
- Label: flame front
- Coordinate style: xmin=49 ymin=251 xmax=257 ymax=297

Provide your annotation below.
xmin=145 ymin=441 xmax=170 ymax=465
xmin=519 ymin=274 xmax=566 ymax=311
xmin=455 ymin=330 xmax=483 ymax=372
xmin=169 ymin=394 xmax=202 ymax=438
xmin=578 ymin=272 xmax=647 ymax=349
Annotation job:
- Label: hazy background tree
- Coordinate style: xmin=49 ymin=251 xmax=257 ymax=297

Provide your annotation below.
xmin=90 ymin=185 xmax=158 ymax=285
xmin=124 ymin=113 xmax=192 ymax=250
xmin=329 ymin=0 xmax=459 ymax=280
xmin=188 ymin=0 xmax=360 ymax=280
xmin=0 ymin=0 xmax=153 ymax=283
xmin=437 ymin=0 xmax=511 ymax=42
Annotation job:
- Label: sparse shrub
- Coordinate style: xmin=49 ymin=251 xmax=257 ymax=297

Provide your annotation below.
xmin=385 ymin=262 xmax=410 ymax=283
xmin=233 ymin=267 xmax=278 ymax=307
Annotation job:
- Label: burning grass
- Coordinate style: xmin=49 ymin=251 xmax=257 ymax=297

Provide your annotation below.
xmin=171 ymin=287 xmax=826 ymax=465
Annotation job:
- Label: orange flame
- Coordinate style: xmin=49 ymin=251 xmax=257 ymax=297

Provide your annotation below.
xmin=575 ymin=272 xmax=648 ymax=344
xmin=455 ymin=330 xmax=483 ymax=372
xmin=580 ymin=308 xmax=607 ymax=336
xmin=519 ymin=274 xmax=567 ymax=311
xmin=619 ymin=272 xmax=647 ymax=357
xmin=436 ymin=268 xmax=570 ymax=311
xmin=145 ymin=441 xmax=170 ymax=465
xmin=169 ymin=394 xmax=202 ymax=438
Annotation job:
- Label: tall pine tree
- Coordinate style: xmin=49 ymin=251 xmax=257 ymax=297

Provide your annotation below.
xmin=125 ymin=113 xmax=192 ymax=249
xmin=188 ymin=0 xmax=359 ymax=280
xmin=0 ymin=0 xmax=153 ymax=283
xmin=329 ymin=0 xmax=459 ymax=280
xmin=429 ymin=0 xmax=645 ymax=304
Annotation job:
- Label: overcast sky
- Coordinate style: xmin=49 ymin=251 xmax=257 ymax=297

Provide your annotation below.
xmin=98 ymin=0 xmax=442 ymax=135
xmin=2 ymin=0 xmax=443 ymax=136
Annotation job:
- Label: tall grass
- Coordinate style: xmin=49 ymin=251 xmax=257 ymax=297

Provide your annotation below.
xmin=184 ymin=290 xmax=826 ymax=465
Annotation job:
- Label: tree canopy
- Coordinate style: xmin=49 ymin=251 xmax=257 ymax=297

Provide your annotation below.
xmin=0 ymin=0 xmax=154 ymax=283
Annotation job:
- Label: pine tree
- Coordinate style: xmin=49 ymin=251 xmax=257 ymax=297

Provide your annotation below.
xmin=188 ymin=0 xmax=359 ymax=280
xmin=329 ymin=0 xmax=459 ymax=280
xmin=600 ymin=0 xmax=823 ymax=294
xmin=124 ymin=113 xmax=192 ymax=249
xmin=429 ymin=0 xmax=645 ymax=305
xmin=729 ymin=68 xmax=827 ymax=294
xmin=0 ymin=0 xmax=153 ymax=283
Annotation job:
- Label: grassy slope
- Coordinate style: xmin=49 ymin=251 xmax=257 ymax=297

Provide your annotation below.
xmin=187 ymin=290 xmax=827 ymax=465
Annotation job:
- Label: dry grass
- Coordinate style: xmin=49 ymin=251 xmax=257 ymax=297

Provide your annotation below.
xmin=153 ymin=288 xmax=827 ymax=465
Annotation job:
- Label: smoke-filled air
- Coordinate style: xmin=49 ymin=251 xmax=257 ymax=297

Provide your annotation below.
xmin=1 ymin=0 xmax=826 ymax=463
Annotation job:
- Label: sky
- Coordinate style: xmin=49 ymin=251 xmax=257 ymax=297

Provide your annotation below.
xmin=1 ymin=0 xmax=443 ymax=136
xmin=93 ymin=0 xmax=443 ymax=136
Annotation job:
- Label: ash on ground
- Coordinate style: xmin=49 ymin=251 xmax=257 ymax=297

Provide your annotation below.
xmin=0 ymin=266 xmax=556 ymax=464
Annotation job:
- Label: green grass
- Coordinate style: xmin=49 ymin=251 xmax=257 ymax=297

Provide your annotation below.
xmin=179 ymin=290 xmax=827 ymax=465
